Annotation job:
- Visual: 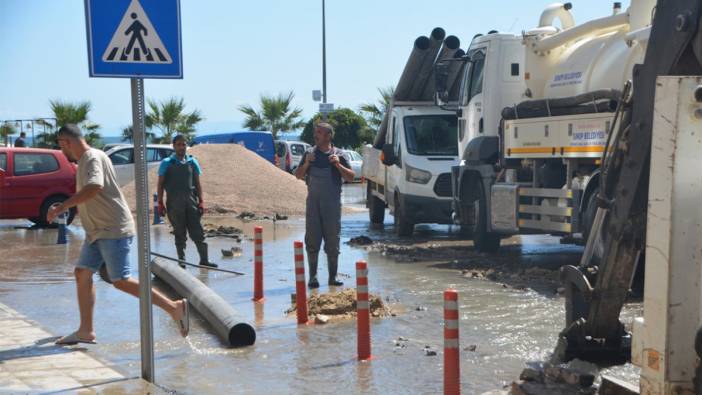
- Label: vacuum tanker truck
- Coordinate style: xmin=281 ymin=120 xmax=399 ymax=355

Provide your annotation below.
xmin=437 ymin=0 xmax=654 ymax=252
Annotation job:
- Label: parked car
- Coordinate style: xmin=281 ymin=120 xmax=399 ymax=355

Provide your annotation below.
xmin=191 ymin=132 xmax=276 ymax=164
xmin=0 ymin=147 xmax=77 ymax=226
xmin=102 ymin=142 xmax=129 ymax=152
xmin=275 ymin=140 xmax=310 ymax=173
xmin=105 ymin=144 xmax=174 ymax=187
xmin=343 ymin=149 xmax=363 ymax=182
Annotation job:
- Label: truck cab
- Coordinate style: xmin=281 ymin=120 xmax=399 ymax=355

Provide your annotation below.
xmin=363 ymin=103 xmax=458 ymax=236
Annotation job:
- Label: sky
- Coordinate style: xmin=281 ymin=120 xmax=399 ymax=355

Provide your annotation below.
xmin=0 ymin=0 xmax=629 ymax=137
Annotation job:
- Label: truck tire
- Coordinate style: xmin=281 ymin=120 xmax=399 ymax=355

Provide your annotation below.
xmin=367 ymin=183 xmax=385 ymax=224
xmin=393 ymin=194 xmax=414 ymax=237
xmin=472 ymin=183 xmax=500 ymax=253
xmin=35 ymin=195 xmax=76 ymax=228
xmin=581 ymin=188 xmax=604 ymax=265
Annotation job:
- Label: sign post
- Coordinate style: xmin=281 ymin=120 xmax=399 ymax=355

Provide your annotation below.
xmin=84 ymin=0 xmax=183 ymax=383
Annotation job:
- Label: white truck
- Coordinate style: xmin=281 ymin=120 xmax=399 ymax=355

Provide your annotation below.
xmin=363 ymin=104 xmax=458 ymax=235
xmin=437 ymin=0 xmax=653 ymax=252
xmin=364 ymin=29 xmax=464 ymax=236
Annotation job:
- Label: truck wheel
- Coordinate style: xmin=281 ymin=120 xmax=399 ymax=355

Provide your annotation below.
xmin=35 ymin=196 xmax=76 ymax=228
xmin=393 ymin=194 xmax=414 ymax=237
xmin=472 ymin=183 xmax=500 ymax=253
xmin=367 ymin=183 xmax=385 ymax=224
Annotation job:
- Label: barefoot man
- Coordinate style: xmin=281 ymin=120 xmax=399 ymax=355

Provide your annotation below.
xmin=48 ymin=124 xmax=188 ymax=344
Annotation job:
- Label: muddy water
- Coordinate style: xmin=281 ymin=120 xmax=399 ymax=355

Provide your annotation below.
xmin=0 ymin=185 xmax=640 ymax=394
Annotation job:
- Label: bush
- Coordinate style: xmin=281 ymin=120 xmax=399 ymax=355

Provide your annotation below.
xmin=301 ymin=108 xmax=373 ymax=149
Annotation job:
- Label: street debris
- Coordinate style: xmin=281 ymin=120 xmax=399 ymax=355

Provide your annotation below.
xmin=203 ymin=224 xmax=243 ymax=240
xmin=286 ymin=288 xmax=393 ymax=320
xmin=510 ymin=360 xmax=599 ymax=395
xmin=423 ymin=346 xmax=437 ymax=356
xmin=347 ymin=235 xmax=373 ymax=246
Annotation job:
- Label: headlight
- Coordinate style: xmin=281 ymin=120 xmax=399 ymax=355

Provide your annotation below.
xmin=405 ymin=164 xmax=432 ymax=184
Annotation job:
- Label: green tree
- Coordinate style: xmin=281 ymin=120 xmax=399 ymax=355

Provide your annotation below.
xmin=300 ymin=108 xmax=372 ymax=149
xmin=121 ymin=126 xmax=155 ymax=143
xmin=36 ymin=100 xmax=102 ymax=148
xmin=0 ymin=123 xmax=16 ymax=147
xmin=145 ymin=97 xmax=203 ymax=143
xmin=359 ymin=86 xmax=394 ymax=131
xmin=238 ymin=91 xmax=305 ymax=138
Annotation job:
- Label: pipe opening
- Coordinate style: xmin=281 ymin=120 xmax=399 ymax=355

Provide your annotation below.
xmin=229 ymin=323 xmax=256 ymax=347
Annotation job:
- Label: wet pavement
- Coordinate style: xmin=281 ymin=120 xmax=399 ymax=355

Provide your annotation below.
xmin=0 ymin=184 xmax=640 ymax=394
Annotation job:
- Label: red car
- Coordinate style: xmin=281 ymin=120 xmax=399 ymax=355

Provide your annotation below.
xmin=0 ymin=147 xmax=77 ymax=226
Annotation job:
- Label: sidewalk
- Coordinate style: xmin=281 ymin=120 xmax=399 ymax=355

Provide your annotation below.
xmin=0 ymin=302 xmax=167 ymax=394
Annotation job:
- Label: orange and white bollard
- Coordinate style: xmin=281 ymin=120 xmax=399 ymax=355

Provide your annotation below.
xmin=356 ymin=260 xmax=371 ymax=360
xmin=444 ymin=289 xmax=460 ymax=395
xmin=253 ymin=226 xmax=264 ymax=301
xmin=294 ymin=241 xmax=308 ymax=324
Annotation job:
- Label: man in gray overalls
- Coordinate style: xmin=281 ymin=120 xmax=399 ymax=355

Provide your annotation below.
xmin=157 ymin=135 xmax=217 ymax=268
xmin=295 ymin=123 xmax=355 ymax=288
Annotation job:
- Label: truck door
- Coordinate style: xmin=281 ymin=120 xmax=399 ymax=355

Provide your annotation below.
xmin=463 ymin=50 xmax=486 ymax=145
xmin=385 ymin=114 xmax=402 ymax=205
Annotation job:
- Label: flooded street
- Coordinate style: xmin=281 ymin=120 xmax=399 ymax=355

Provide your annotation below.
xmin=0 ymin=184 xmax=640 ymax=394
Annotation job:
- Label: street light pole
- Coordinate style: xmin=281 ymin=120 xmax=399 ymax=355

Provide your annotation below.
xmin=322 ymin=0 xmax=327 ymax=105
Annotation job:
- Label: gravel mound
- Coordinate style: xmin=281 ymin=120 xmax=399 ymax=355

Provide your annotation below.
xmin=121 ymin=144 xmax=308 ymax=216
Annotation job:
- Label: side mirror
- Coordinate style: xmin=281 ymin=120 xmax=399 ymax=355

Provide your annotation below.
xmin=381 ymin=143 xmax=396 ymax=166
xmin=434 ymin=60 xmax=451 ymax=106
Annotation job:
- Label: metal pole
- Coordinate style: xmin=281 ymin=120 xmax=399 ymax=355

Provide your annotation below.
xmin=322 ymin=0 xmax=328 ymax=121
xmin=322 ymin=0 xmax=327 ymax=105
xmin=30 ymin=120 xmax=35 ymax=149
xmin=130 ymin=78 xmax=155 ymax=382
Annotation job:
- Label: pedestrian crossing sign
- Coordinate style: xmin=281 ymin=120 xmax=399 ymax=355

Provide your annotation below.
xmin=85 ymin=0 xmax=182 ymax=78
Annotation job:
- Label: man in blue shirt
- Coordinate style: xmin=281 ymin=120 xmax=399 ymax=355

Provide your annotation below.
xmin=157 ymin=135 xmax=217 ymax=268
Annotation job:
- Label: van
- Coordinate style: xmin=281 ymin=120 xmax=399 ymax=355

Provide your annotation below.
xmin=191 ymin=132 xmax=276 ymax=164
xmin=274 ymin=140 xmax=310 ymax=173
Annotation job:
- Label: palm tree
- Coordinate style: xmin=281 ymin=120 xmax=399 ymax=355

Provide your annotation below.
xmin=145 ymin=97 xmax=203 ymax=143
xmin=238 ymin=91 xmax=305 ymax=138
xmin=359 ymin=86 xmax=394 ymax=131
xmin=35 ymin=100 xmax=102 ymax=148
xmin=121 ymin=126 xmax=155 ymax=143
xmin=0 ymin=123 xmax=16 ymax=147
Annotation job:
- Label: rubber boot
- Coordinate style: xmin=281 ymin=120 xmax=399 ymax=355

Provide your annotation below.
xmin=177 ymin=246 xmax=186 ymax=269
xmin=197 ymin=242 xmax=218 ymax=268
xmin=308 ymin=252 xmax=319 ymax=288
xmin=328 ymin=254 xmax=343 ymax=286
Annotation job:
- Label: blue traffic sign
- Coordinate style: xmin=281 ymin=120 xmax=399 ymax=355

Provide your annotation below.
xmin=84 ymin=0 xmax=182 ymax=79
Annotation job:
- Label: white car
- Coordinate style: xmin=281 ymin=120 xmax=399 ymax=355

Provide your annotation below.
xmin=343 ymin=149 xmax=363 ymax=182
xmin=275 ymin=140 xmax=310 ymax=173
xmin=105 ymin=144 xmax=174 ymax=187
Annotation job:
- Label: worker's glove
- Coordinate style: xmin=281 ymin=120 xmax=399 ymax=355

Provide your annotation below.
xmin=198 ymin=201 xmax=205 ymax=216
xmin=158 ymin=201 xmax=166 ymax=217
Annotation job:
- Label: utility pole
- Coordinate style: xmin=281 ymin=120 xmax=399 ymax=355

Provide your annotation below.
xmin=322 ymin=0 xmax=327 ymax=105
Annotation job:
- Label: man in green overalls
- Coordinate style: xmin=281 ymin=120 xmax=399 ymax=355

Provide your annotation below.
xmin=295 ymin=123 xmax=355 ymax=288
xmin=157 ymin=135 xmax=217 ymax=268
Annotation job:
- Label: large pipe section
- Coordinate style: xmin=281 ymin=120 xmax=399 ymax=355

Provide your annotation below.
xmin=151 ymin=257 xmax=256 ymax=347
xmin=421 ymin=35 xmax=461 ymax=101
xmin=393 ymin=36 xmax=431 ymax=101
xmin=409 ymin=27 xmax=446 ymax=100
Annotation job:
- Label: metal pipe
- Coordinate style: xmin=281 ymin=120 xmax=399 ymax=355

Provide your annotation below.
xmin=150 ymin=252 xmax=245 ymax=275
xmin=151 ymin=257 xmax=256 ymax=347
xmin=532 ymin=12 xmax=629 ymax=53
xmin=539 ymin=2 xmax=575 ymax=30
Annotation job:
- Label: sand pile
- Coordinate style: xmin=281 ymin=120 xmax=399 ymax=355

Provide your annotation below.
xmin=122 ymin=144 xmax=308 ymax=216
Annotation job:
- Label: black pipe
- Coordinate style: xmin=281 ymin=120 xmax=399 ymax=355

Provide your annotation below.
xmin=421 ymin=35 xmax=461 ymax=101
xmin=409 ymin=27 xmax=446 ymax=100
xmin=151 ymin=257 xmax=256 ymax=347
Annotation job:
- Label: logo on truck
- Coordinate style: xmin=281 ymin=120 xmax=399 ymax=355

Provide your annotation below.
xmin=550 ymin=71 xmax=583 ymax=88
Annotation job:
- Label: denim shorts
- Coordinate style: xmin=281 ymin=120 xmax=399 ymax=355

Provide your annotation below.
xmin=77 ymin=237 xmax=133 ymax=282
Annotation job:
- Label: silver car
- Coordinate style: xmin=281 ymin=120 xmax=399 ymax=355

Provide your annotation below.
xmin=275 ymin=140 xmax=310 ymax=173
xmin=342 ymin=149 xmax=363 ymax=182
xmin=105 ymin=144 xmax=175 ymax=187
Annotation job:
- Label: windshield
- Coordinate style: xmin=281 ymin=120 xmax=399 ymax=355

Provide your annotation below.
xmin=403 ymin=115 xmax=458 ymax=156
